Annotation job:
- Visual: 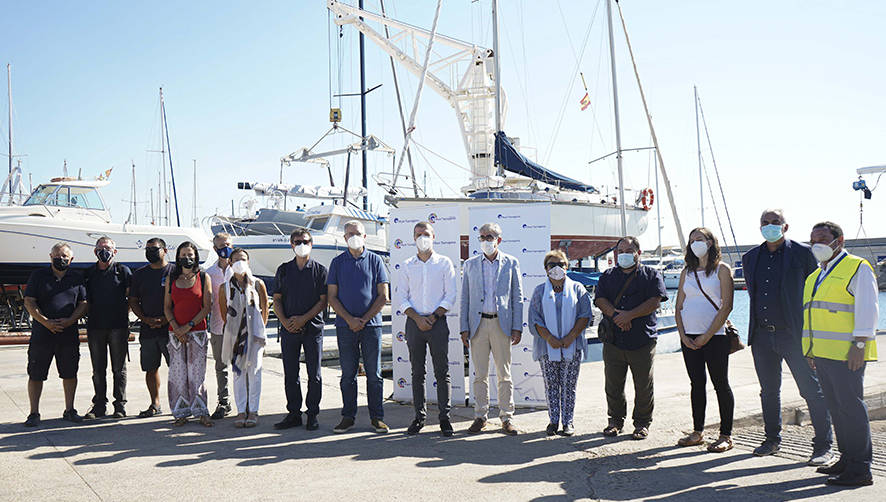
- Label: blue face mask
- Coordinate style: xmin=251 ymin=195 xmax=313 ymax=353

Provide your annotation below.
xmin=760 ymin=224 xmax=784 ymax=243
xmin=215 ymin=246 xmax=233 ymax=259
xmin=617 ymin=252 xmax=636 ymax=269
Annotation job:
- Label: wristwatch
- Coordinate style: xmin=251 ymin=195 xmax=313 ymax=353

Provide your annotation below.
xmin=855 ymin=341 xmax=866 ymax=349
xmin=188 ymin=321 xmax=196 ymax=328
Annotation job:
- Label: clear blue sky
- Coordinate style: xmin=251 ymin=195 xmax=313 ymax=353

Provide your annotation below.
xmin=3 ymin=1 xmax=885 ymax=250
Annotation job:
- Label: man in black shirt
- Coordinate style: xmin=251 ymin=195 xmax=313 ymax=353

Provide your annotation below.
xmin=129 ymin=237 xmax=175 ymax=418
xmin=23 ymin=242 xmax=88 ymax=427
xmin=83 ymin=237 xmax=132 ymax=419
xmin=273 ymin=229 xmax=328 ymax=431
xmin=594 ymin=236 xmax=668 ymax=440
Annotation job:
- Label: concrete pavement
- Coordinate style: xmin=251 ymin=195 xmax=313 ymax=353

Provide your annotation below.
xmin=0 ymin=335 xmax=884 ymax=501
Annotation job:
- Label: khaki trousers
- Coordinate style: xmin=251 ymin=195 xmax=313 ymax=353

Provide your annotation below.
xmin=471 ymin=317 xmax=514 ymax=421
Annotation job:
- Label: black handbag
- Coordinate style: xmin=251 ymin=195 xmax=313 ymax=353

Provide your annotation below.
xmin=597 ymin=270 xmax=637 ymax=344
xmin=692 ymin=269 xmax=745 ymax=354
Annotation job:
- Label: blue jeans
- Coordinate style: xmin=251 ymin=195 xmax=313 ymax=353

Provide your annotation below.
xmin=336 ymin=325 xmax=384 ymax=420
xmin=751 ymin=329 xmax=832 ymax=451
xmin=816 ymin=357 xmax=872 ymax=478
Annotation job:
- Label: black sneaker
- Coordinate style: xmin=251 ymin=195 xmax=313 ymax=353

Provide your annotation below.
xmin=333 ymin=417 xmax=355 ymax=433
xmin=306 ymin=414 xmax=319 ymax=431
xmin=62 ymin=409 xmax=83 ymax=423
xmin=84 ymin=405 xmax=106 ymax=420
xmin=546 ymin=423 xmax=559 ymax=436
xmin=112 ymin=406 xmax=126 ymax=419
xmin=273 ymin=412 xmax=303 ymax=430
xmin=817 ymin=459 xmax=846 ymax=475
xmin=407 ymin=419 xmax=425 ymax=435
xmin=753 ymin=440 xmax=780 ymax=457
xmin=138 ymin=404 xmax=162 ymax=418
xmin=440 ymin=420 xmax=454 ymax=437
xmin=210 ymin=403 xmax=231 ymax=420
xmin=24 ymin=413 xmax=40 ymax=427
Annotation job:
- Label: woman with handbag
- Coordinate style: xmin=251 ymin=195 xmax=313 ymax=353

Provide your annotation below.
xmin=674 ymin=227 xmax=735 ymax=452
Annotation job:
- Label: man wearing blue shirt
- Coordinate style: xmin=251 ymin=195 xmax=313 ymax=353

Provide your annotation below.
xmin=23 ymin=242 xmax=88 ymax=427
xmin=327 ymin=220 xmax=389 ymax=434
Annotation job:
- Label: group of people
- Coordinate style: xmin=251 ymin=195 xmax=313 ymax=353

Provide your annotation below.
xmin=19 ymin=210 xmax=878 ymax=487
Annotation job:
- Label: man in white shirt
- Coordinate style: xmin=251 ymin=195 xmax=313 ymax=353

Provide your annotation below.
xmin=804 ymin=221 xmax=879 ymax=487
xmin=205 ymin=232 xmax=233 ymax=419
xmin=400 ymin=221 xmax=457 ymax=436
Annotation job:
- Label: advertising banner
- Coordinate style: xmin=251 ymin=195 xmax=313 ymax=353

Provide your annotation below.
xmin=467 ymin=203 xmax=551 ymax=407
xmin=388 ymin=205 xmax=465 ymax=405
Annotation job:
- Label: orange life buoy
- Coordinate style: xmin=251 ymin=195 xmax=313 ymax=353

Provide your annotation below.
xmin=639 ymin=188 xmax=654 ymax=211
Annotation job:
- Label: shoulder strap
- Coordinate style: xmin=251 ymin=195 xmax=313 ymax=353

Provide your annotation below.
xmin=613 ymin=270 xmax=638 ymax=306
xmin=693 ymin=269 xmax=720 ymax=312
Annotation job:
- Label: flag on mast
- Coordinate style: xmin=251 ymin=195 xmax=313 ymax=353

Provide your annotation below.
xmin=579 ymin=93 xmax=591 ymax=111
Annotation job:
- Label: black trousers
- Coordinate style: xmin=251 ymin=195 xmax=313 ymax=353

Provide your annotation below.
xmin=87 ymin=328 xmax=129 ymax=408
xmin=681 ymin=334 xmax=734 ymax=436
xmin=406 ymin=316 xmax=451 ymax=421
xmin=281 ymin=328 xmax=323 ymax=417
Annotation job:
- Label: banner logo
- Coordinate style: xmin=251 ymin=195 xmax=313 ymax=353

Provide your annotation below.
xmin=522 ymin=223 xmax=545 ymax=229
xmin=397 ymin=378 xmax=408 ymax=388
xmin=497 ymin=214 xmax=520 ymax=219
xmin=396 ymin=331 xmax=406 ymax=342
xmin=428 ymin=213 xmax=437 ymax=223
xmin=394 ymin=238 xmax=404 ymax=249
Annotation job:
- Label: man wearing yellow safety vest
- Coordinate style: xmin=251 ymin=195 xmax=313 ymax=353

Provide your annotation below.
xmin=803 ymin=221 xmax=878 ymax=487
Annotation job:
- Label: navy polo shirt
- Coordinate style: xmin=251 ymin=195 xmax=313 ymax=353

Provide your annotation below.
xmin=129 ymin=263 xmax=175 ymax=337
xmin=754 ymin=242 xmax=786 ymax=329
xmin=594 ymin=264 xmax=668 ymax=350
xmin=24 ymin=267 xmax=87 ymax=341
xmin=326 ymin=249 xmax=389 ymax=328
xmin=84 ymin=262 xmax=132 ymax=329
xmin=274 ymin=258 xmax=328 ymax=334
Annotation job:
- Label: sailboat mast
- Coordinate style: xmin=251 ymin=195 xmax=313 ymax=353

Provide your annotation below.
xmin=655 ymin=151 xmax=662 ymax=265
xmin=695 ymin=85 xmax=703 ymax=226
xmin=492 ymin=0 xmax=503 ymax=177
xmin=159 ymin=88 xmax=168 ymax=225
xmin=7 ymin=64 xmax=12 ymax=177
xmin=606 ymin=0 xmax=627 ymax=235
xmin=192 ymin=159 xmax=197 ymax=227
xmin=358 ymin=0 xmax=369 ymax=210
xmin=161 ymin=93 xmax=181 ymax=227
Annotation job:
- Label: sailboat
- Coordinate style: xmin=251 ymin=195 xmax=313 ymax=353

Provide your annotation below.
xmin=327 ymin=0 xmax=681 ymax=265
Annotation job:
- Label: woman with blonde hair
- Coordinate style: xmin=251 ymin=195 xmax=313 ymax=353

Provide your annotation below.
xmin=528 ymin=249 xmax=592 ymax=436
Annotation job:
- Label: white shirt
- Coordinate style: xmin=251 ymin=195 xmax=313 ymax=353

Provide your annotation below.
xmin=205 ymin=262 xmax=227 ymax=335
xmin=481 ymin=252 xmax=501 ymax=314
xmin=818 ymin=249 xmax=879 ymax=339
xmin=399 ymin=252 xmax=457 ymax=316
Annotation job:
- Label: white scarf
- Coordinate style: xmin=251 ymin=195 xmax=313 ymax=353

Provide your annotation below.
xmin=221 ymin=275 xmax=266 ymax=375
xmin=542 ymin=277 xmax=577 ymax=362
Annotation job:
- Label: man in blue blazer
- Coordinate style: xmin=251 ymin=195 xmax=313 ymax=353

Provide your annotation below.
xmin=460 ymin=222 xmax=524 ymax=435
xmin=742 ymin=209 xmax=833 ymax=464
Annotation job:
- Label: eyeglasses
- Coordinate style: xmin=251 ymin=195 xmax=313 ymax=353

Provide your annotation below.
xmin=545 ymin=262 xmax=567 ymax=269
xmin=479 ymin=234 xmax=497 ymax=242
xmin=292 ymin=240 xmax=312 ymax=246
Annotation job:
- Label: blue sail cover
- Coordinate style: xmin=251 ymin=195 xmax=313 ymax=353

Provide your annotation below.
xmin=494 ymin=131 xmax=598 ymax=193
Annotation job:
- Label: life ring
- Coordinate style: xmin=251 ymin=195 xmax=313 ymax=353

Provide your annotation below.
xmin=639 ymin=188 xmax=654 ymax=211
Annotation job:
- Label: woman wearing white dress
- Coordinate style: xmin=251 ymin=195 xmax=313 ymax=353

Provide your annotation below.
xmin=674 ymin=227 xmax=735 ymax=452
xmin=220 ymin=249 xmax=269 ymax=428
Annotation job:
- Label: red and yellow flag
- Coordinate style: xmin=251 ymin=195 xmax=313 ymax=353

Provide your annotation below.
xmin=579 ymin=93 xmax=591 ymax=111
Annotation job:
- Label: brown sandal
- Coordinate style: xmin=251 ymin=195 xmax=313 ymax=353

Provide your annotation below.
xmin=707 ymin=435 xmax=733 ymax=453
xmin=198 ymin=415 xmax=214 ymax=427
xmin=173 ymin=417 xmax=188 ymax=427
xmin=678 ymin=431 xmax=704 ymax=447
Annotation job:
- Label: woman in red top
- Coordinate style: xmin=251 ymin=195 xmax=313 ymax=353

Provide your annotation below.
xmin=164 ymin=241 xmax=213 ymax=427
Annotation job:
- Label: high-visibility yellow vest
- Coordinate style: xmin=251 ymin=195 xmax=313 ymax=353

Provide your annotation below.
xmin=802 ymin=253 xmax=877 ymax=361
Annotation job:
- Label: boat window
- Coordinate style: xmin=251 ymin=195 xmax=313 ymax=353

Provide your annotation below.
xmin=363 ymin=221 xmax=378 ymax=236
xmin=309 ymin=217 xmax=329 ymax=231
xmin=68 ymin=187 xmax=104 ymax=210
xmin=23 ymin=185 xmax=57 ymax=206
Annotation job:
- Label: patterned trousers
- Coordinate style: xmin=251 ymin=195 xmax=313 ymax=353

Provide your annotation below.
xmin=168 ymin=331 xmax=209 ymax=419
xmin=540 ymin=352 xmax=582 ymax=426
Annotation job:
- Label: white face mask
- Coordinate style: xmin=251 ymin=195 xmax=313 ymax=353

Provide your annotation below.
xmin=689 ymin=240 xmax=708 ymax=258
xmin=294 ymin=243 xmax=311 ymax=258
xmin=347 ymin=234 xmax=365 ymax=250
xmin=415 ymin=235 xmax=433 ymax=253
xmin=231 ymin=259 xmax=250 ymax=276
xmin=480 ymin=240 xmax=497 ymax=256
xmin=616 ymin=252 xmax=636 ymax=269
xmin=811 ymin=240 xmax=837 ymax=263
xmin=547 ymin=265 xmax=566 ymax=281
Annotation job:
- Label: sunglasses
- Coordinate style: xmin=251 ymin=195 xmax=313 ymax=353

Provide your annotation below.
xmin=545 ymin=262 xmax=567 ymax=269
xmin=292 ymin=240 xmax=312 ymax=246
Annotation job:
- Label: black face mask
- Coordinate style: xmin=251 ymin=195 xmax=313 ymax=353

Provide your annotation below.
xmin=177 ymin=257 xmax=196 ymax=269
xmin=52 ymin=257 xmax=70 ymax=271
xmin=96 ymin=249 xmax=113 ymax=263
xmin=145 ymin=247 xmax=163 ymax=264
